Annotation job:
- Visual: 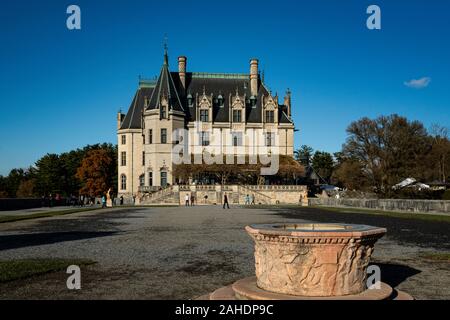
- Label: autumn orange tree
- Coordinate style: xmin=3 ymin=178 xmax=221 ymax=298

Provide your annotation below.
xmin=76 ymin=149 xmax=115 ymax=196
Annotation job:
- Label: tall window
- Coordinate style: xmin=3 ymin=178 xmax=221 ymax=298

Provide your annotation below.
xmin=161 ymin=171 xmax=167 ymax=187
xmin=148 ymin=129 xmax=153 ymax=144
xmin=265 ymin=132 xmax=275 ymax=147
xmin=265 ymin=110 xmax=275 ymax=123
xmin=232 ymin=132 xmax=243 ymax=146
xmin=121 ymin=135 xmax=126 ymax=145
xmin=161 ymin=129 xmax=167 ymax=144
xmin=139 ymin=174 xmax=145 ymax=187
xmin=142 ymin=151 xmax=145 ymax=166
xmin=161 ymin=106 xmax=167 ymax=119
xmin=121 ymin=152 xmax=126 ymax=166
xmin=120 ymin=174 xmax=127 ymax=190
xmin=148 ymin=172 xmax=153 ymax=186
xmin=200 ymin=109 xmax=209 ymax=122
xmin=233 ymin=110 xmax=242 ymax=123
xmin=200 ymin=131 xmax=210 ymax=146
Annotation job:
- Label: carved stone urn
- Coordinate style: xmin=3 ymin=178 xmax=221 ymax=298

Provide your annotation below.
xmin=245 ymin=223 xmax=386 ymax=297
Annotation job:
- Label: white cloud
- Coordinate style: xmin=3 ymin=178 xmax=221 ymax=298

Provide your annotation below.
xmin=404 ymin=77 xmax=431 ymax=89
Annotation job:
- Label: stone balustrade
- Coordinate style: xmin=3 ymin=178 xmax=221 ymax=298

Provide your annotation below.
xmin=309 ymin=197 xmax=450 ymax=214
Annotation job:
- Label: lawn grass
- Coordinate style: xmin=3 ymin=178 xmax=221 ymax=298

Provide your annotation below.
xmin=242 ymin=204 xmax=450 ymax=223
xmin=0 ymin=207 xmax=102 ymax=224
xmin=0 ymin=258 xmax=96 ymax=283
xmin=309 ymin=206 xmax=450 ymax=223
xmin=420 ymin=252 xmax=450 ymax=262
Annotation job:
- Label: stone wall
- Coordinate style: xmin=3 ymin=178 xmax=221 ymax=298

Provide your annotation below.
xmin=308 ymin=198 xmax=450 ymax=214
xmin=141 ymin=185 xmax=308 ymax=206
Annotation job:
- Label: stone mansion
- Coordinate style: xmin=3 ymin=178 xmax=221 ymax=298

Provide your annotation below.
xmin=117 ymin=50 xmax=295 ymax=198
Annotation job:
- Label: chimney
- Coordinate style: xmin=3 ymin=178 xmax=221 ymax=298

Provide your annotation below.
xmin=284 ymin=89 xmax=292 ymax=118
xmin=117 ymin=111 xmax=124 ymax=130
xmin=250 ymin=58 xmax=259 ymax=97
xmin=178 ymin=56 xmax=187 ymax=90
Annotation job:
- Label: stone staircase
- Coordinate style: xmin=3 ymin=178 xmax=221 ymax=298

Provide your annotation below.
xmin=139 ymin=186 xmax=179 ymax=205
xmin=238 ymin=185 xmax=272 ymax=205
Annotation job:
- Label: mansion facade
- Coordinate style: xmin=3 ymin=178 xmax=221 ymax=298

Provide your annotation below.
xmin=117 ymin=50 xmax=295 ymax=197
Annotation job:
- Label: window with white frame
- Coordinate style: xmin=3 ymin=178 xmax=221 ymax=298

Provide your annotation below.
xmin=200 ymin=131 xmax=210 ymax=146
xmin=232 ymin=132 xmax=243 ymax=146
xmin=120 ymin=174 xmax=127 ymax=190
xmin=265 ymin=132 xmax=275 ymax=147
xmin=200 ymin=109 xmax=209 ymax=122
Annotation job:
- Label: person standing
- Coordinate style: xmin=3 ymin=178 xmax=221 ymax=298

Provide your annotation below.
xmin=223 ymin=193 xmax=230 ymax=209
xmin=190 ymin=194 xmax=195 ymax=206
xmin=101 ymin=194 xmax=107 ymax=208
xmin=120 ymin=195 xmax=124 ymax=206
xmin=185 ymin=193 xmax=190 ymax=206
xmin=245 ymin=194 xmax=250 ymax=205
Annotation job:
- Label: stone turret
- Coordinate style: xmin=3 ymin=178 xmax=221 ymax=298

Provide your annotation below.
xmin=117 ymin=111 xmax=124 ymax=129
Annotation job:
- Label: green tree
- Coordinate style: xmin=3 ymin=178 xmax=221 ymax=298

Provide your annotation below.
xmin=294 ymin=145 xmax=314 ymax=166
xmin=311 ymin=151 xmax=334 ymax=183
xmin=34 ymin=154 xmax=64 ymax=196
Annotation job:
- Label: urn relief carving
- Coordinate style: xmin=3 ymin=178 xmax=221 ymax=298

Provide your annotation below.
xmin=246 ymin=223 xmax=386 ymax=297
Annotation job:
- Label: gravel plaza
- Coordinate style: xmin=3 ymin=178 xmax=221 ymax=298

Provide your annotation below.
xmin=0 ymin=205 xmax=449 ymax=300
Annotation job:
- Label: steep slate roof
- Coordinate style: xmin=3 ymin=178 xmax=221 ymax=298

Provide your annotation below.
xmin=120 ymin=87 xmax=154 ymax=129
xmin=146 ymin=56 xmax=184 ymax=113
xmin=119 ymin=55 xmax=293 ymax=130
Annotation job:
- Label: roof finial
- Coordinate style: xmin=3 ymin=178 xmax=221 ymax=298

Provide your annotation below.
xmin=163 ymin=34 xmax=168 ymax=65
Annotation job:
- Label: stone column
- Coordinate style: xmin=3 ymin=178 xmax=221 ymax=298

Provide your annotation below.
xmin=250 ymin=59 xmax=259 ymax=97
xmin=178 ymin=56 xmax=187 ymax=90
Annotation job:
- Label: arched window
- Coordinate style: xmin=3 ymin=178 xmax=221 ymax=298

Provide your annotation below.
xmin=120 ymin=174 xmax=127 ymax=190
xmin=139 ymin=174 xmax=145 ymax=187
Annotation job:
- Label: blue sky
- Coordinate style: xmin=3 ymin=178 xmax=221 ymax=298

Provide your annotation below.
xmin=0 ymin=0 xmax=449 ymax=175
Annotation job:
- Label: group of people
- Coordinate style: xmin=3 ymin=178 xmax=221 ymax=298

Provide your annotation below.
xmin=184 ymin=193 xmax=196 ymax=206
xmin=244 ymin=194 xmax=256 ymax=206
xmin=101 ymin=194 xmax=126 ymax=208
xmin=183 ymin=192 xmax=256 ymax=209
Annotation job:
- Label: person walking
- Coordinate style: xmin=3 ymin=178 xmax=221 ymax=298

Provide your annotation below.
xmin=251 ymin=194 xmax=255 ymax=205
xmin=185 ymin=193 xmax=190 ymax=206
xmin=190 ymin=194 xmax=195 ymax=206
xmin=101 ymin=194 xmax=107 ymax=208
xmin=245 ymin=194 xmax=250 ymax=205
xmin=223 ymin=193 xmax=230 ymax=209
xmin=120 ymin=195 xmax=124 ymax=206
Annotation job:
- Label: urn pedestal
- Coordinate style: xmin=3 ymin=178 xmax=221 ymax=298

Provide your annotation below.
xmin=198 ymin=223 xmax=413 ymax=300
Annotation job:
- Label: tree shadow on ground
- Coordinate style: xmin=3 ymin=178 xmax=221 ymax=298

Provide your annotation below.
xmin=0 ymin=231 xmax=118 ymax=251
xmin=371 ymin=262 xmax=421 ymax=288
